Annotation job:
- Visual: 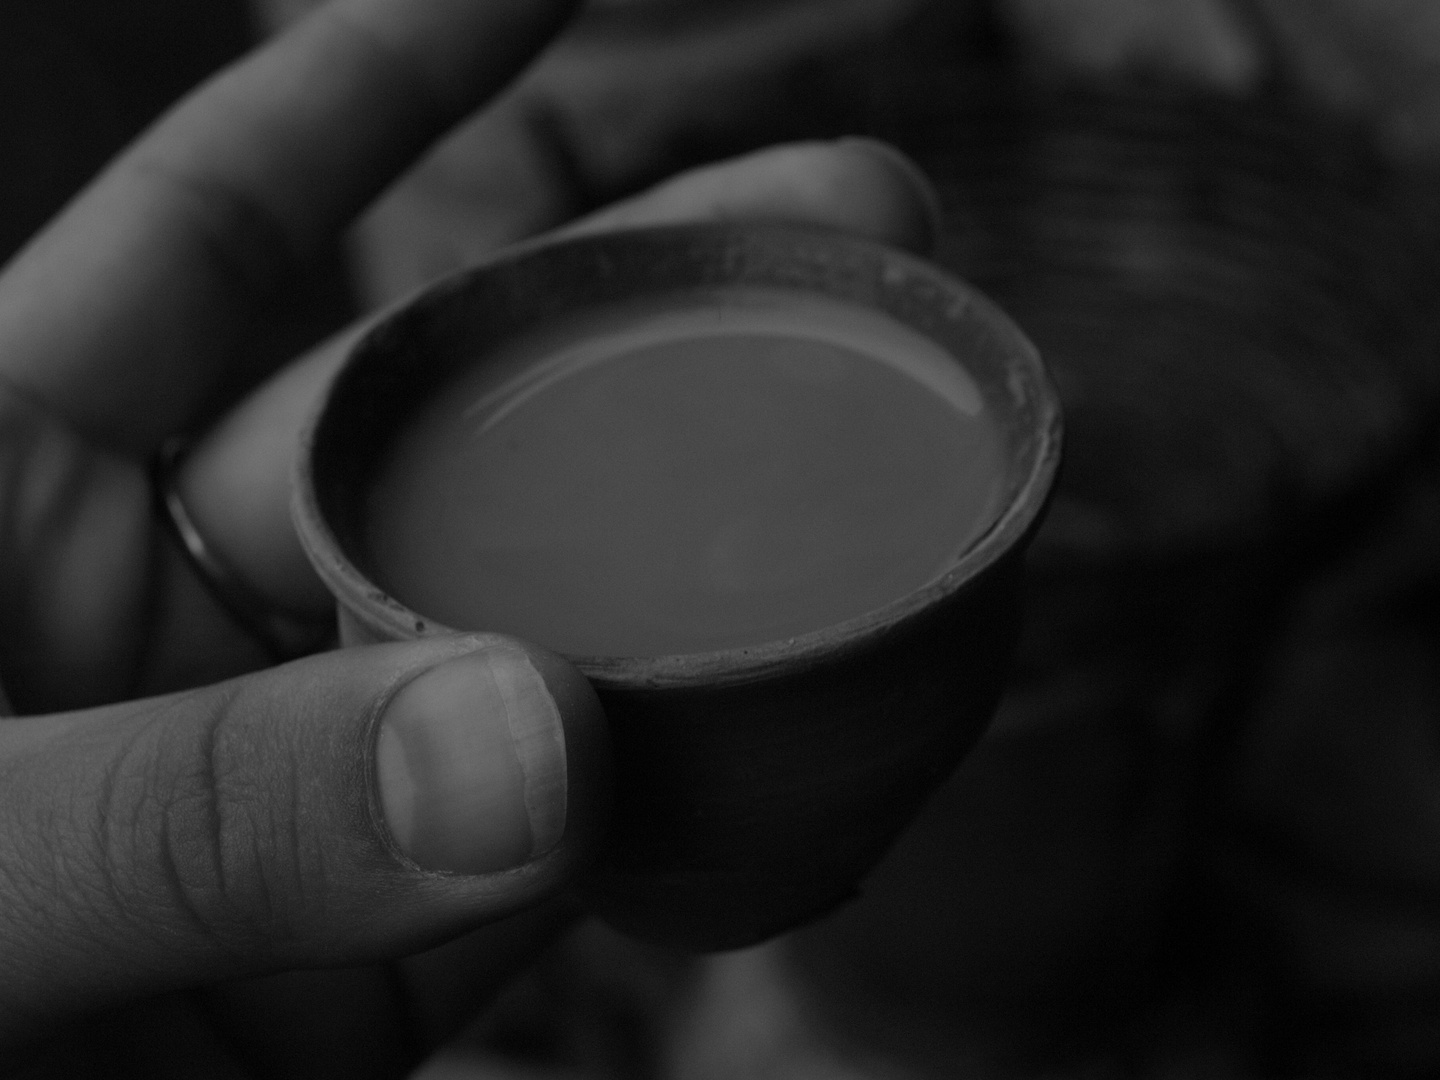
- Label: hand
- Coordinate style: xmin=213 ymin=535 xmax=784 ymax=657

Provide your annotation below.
xmin=252 ymin=0 xmax=933 ymax=308
xmin=0 ymin=0 xmax=941 ymax=1074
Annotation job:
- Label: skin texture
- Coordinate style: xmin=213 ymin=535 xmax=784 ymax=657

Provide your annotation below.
xmin=0 ymin=1 xmax=941 ymax=1074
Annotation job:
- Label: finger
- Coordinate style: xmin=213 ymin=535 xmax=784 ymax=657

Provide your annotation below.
xmin=0 ymin=634 xmax=610 ymax=1045
xmin=176 ymin=137 xmax=944 ymax=622
xmin=0 ymin=0 xmax=581 ymax=455
xmin=560 ymin=138 xmax=942 ymax=254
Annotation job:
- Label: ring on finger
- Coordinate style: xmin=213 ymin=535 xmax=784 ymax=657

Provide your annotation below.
xmin=152 ymin=437 xmax=334 ymax=661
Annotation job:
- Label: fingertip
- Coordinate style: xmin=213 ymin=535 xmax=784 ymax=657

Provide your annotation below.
xmin=828 ymin=137 xmax=944 ymax=254
xmin=707 ymin=138 xmax=942 ymax=254
xmin=514 ymin=641 xmax=613 ymax=861
xmin=565 ymin=137 xmax=944 ymax=255
xmin=374 ymin=636 xmax=610 ymax=879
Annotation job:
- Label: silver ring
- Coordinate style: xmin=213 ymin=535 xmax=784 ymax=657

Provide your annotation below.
xmin=153 ymin=437 xmax=334 ymax=661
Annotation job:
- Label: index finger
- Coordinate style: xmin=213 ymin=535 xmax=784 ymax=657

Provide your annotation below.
xmin=0 ymin=0 xmax=579 ymax=455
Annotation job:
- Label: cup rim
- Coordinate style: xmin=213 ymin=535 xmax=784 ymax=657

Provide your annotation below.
xmin=293 ymin=222 xmax=1063 ymax=689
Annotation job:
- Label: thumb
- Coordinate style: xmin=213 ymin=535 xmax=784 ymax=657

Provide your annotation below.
xmin=0 ymin=634 xmax=609 ymax=1043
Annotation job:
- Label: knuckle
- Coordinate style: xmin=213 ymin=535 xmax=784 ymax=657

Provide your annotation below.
xmin=128 ymin=153 xmax=299 ymax=314
xmin=97 ymin=685 xmax=325 ymax=952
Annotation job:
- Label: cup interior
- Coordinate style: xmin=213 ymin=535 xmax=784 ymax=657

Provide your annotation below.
xmin=296 ymin=223 xmax=1061 ymax=684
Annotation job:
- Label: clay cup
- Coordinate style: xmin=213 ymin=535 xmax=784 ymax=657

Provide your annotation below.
xmin=292 ymin=223 xmax=1062 ymax=950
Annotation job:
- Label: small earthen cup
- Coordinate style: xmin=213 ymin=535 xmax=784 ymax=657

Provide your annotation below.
xmin=293 ymin=223 xmax=1062 ymax=950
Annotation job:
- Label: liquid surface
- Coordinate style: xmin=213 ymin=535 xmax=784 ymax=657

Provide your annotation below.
xmin=365 ymin=289 xmax=1007 ymax=657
